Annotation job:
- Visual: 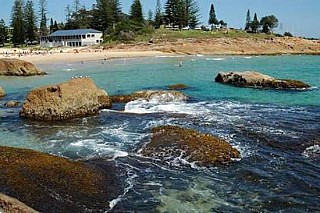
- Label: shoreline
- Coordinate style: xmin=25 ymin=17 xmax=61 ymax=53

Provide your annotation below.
xmin=0 ymin=36 xmax=319 ymax=65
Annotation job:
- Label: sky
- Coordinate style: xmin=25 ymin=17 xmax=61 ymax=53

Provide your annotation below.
xmin=1 ymin=0 xmax=320 ymax=38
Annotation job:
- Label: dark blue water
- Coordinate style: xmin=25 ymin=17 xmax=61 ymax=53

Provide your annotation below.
xmin=0 ymin=55 xmax=319 ymax=212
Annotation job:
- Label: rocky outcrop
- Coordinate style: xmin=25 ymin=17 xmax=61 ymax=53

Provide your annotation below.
xmin=5 ymin=101 xmax=20 ymax=108
xmin=215 ymin=71 xmax=311 ymax=90
xmin=0 ymin=146 xmax=121 ymax=212
xmin=0 ymin=193 xmax=38 ymax=213
xmin=0 ymin=59 xmax=46 ymax=76
xmin=20 ymin=78 xmax=111 ymax=120
xmin=167 ymin=84 xmax=189 ymax=90
xmin=111 ymin=90 xmax=188 ymax=103
xmin=0 ymin=86 xmax=5 ymax=97
xmin=141 ymin=126 xmax=240 ymax=166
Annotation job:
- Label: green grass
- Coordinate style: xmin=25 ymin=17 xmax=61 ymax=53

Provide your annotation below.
xmin=134 ymin=28 xmax=274 ymax=43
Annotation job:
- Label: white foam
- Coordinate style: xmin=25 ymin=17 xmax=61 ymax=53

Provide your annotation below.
xmin=302 ymin=145 xmax=320 ymax=158
xmin=109 ymin=169 xmax=138 ymax=211
xmin=205 ymin=57 xmax=226 ymax=61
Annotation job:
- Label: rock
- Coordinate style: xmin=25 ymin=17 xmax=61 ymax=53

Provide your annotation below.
xmin=167 ymin=84 xmax=189 ymax=90
xmin=0 ymin=193 xmax=38 ymax=213
xmin=5 ymin=100 xmax=20 ymax=108
xmin=111 ymin=90 xmax=188 ymax=103
xmin=0 ymin=146 xmax=121 ymax=212
xmin=215 ymin=71 xmax=311 ymax=90
xmin=0 ymin=59 xmax=46 ymax=76
xmin=0 ymin=86 xmax=5 ymax=97
xmin=141 ymin=126 xmax=240 ymax=166
xmin=20 ymin=78 xmax=111 ymax=121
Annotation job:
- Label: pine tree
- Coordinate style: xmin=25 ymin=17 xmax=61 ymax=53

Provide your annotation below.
xmin=25 ymin=0 xmax=37 ymax=42
xmin=154 ymin=0 xmax=162 ymax=28
xmin=0 ymin=19 xmax=7 ymax=44
xmin=245 ymin=9 xmax=251 ymax=31
xmin=130 ymin=0 xmax=144 ymax=24
xmin=164 ymin=0 xmax=178 ymax=26
xmin=91 ymin=0 xmax=122 ymax=34
xmin=11 ymin=0 xmax=25 ymax=44
xmin=251 ymin=13 xmax=259 ymax=33
xmin=185 ymin=0 xmax=200 ymax=29
xmin=176 ymin=0 xmax=187 ymax=29
xmin=49 ymin=18 xmax=53 ymax=32
xmin=53 ymin=20 xmax=59 ymax=32
xmin=39 ymin=0 xmax=48 ymax=36
xmin=208 ymin=3 xmax=219 ymax=29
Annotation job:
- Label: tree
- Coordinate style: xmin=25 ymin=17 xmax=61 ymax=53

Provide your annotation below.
xmin=185 ymin=0 xmax=200 ymax=29
xmin=245 ymin=9 xmax=251 ymax=31
xmin=0 ymin=19 xmax=7 ymax=45
xmin=154 ymin=0 xmax=162 ymax=28
xmin=284 ymin=31 xmax=293 ymax=37
xmin=91 ymin=0 xmax=122 ymax=35
xmin=25 ymin=0 xmax=37 ymax=42
xmin=164 ymin=0 xmax=189 ymax=29
xmin=11 ymin=0 xmax=25 ymax=45
xmin=147 ymin=10 xmax=153 ymax=25
xmin=208 ymin=4 xmax=219 ymax=29
xmin=260 ymin=15 xmax=278 ymax=34
xmin=251 ymin=13 xmax=259 ymax=33
xmin=39 ymin=0 xmax=48 ymax=36
xmin=130 ymin=0 xmax=144 ymax=24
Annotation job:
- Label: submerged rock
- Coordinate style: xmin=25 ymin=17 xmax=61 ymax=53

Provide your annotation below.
xmin=215 ymin=71 xmax=310 ymax=90
xmin=0 ymin=193 xmax=38 ymax=213
xmin=141 ymin=126 xmax=240 ymax=166
xmin=167 ymin=84 xmax=190 ymax=90
xmin=20 ymin=78 xmax=111 ymax=120
xmin=0 ymin=58 xmax=46 ymax=76
xmin=5 ymin=100 xmax=20 ymax=108
xmin=111 ymin=90 xmax=188 ymax=103
xmin=0 ymin=146 xmax=121 ymax=212
xmin=0 ymin=86 xmax=5 ymax=97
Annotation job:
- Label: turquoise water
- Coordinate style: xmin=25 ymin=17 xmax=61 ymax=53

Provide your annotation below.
xmin=0 ymin=55 xmax=320 ymax=212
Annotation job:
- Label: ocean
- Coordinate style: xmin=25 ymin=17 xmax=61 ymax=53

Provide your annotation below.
xmin=0 ymin=55 xmax=319 ymax=212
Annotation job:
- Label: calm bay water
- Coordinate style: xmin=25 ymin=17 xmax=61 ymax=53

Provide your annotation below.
xmin=0 ymin=55 xmax=320 ymax=212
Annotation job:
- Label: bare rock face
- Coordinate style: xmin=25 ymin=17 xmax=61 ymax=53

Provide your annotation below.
xmin=215 ymin=71 xmax=310 ymax=90
xmin=0 ymin=59 xmax=46 ymax=76
xmin=141 ymin=126 xmax=240 ymax=166
xmin=0 ymin=86 xmax=5 ymax=97
xmin=0 ymin=193 xmax=38 ymax=213
xmin=20 ymin=78 xmax=111 ymax=120
xmin=111 ymin=90 xmax=188 ymax=103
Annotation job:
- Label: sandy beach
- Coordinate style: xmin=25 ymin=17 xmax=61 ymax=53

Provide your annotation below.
xmin=0 ymin=36 xmax=319 ymax=65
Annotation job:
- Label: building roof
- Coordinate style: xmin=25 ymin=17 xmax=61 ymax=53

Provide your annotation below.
xmin=49 ymin=29 xmax=102 ymax=36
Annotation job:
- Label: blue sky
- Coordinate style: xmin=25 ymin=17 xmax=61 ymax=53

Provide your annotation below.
xmin=1 ymin=0 xmax=319 ymax=38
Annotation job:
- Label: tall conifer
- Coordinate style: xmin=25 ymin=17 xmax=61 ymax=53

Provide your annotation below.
xmin=130 ymin=0 xmax=144 ymax=24
xmin=208 ymin=3 xmax=219 ymax=29
xmin=154 ymin=0 xmax=162 ymax=28
xmin=25 ymin=0 xmax=37 ymax=42
xmin=11 ymin=0 xmax=25 ymax=44
xmin=245 ymin=9 xmax=251 ymax=31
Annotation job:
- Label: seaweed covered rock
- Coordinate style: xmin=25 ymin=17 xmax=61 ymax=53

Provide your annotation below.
xmin=167 ymin=84 xmax=189 ymax=90
xmin=0 ymin=193 xmax=38 ymax=213
xmin=0 ymin=86 xmax=5 ymax=97
xmin=5 ymin=100 xmax=20 ymax=108
xmin=0 ymin=59 xmax=46 ymax=76
xmin=20 ymin=78 xmax=111 ymax=120
xmin=0 ymin=146 xmax=121 ymax=212
xmin=142 ymin=126 xmax=240 ymax=166
xmin=111 ymin=90 xmax=188 ymax=103
xmin=215 ymin=71 xmax=310 ymax=90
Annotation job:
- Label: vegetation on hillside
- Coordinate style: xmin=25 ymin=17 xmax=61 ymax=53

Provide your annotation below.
xmin=0 ymin=0 xmax=291 ymax=47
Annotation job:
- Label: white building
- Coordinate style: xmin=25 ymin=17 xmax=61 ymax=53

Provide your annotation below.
xmin=40 ymin=29 xmax=103 ymax=47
